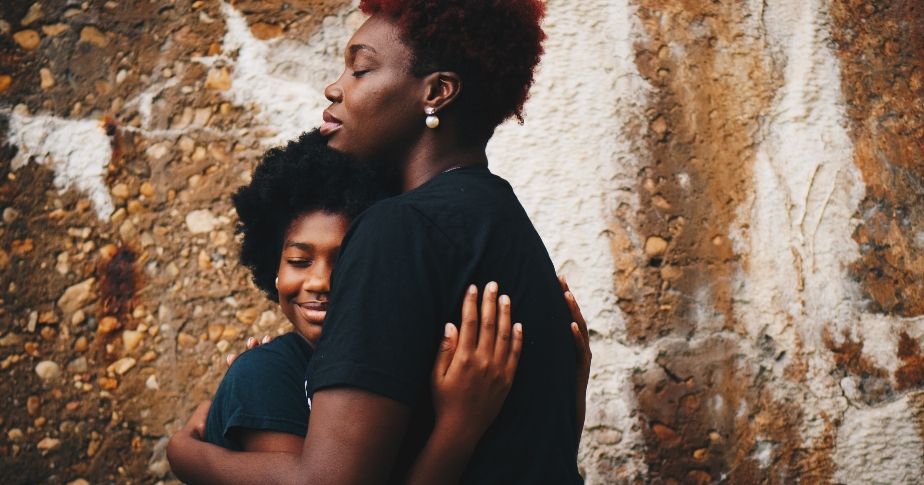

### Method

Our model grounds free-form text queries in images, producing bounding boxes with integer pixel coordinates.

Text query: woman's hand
[166,400,211,481]
[430,282,523,445]
[559,274,591,445]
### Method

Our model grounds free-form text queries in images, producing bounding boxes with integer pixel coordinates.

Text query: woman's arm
[239,430,304,453]
[167,283,521,485]
[167,402,308,485]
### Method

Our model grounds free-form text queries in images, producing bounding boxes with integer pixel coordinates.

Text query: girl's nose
[303,265,331,294]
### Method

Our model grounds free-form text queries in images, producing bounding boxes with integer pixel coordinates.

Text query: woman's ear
[422,71,462,112]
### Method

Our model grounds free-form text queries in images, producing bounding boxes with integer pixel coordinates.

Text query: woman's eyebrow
[349,43,378,57]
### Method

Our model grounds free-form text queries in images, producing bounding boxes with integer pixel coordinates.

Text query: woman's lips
[319,122,342,136]
[320,111,342,137]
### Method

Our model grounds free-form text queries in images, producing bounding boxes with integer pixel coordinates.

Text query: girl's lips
[296,301,327,325]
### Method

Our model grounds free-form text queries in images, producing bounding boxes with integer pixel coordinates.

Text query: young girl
[169,130,590,483]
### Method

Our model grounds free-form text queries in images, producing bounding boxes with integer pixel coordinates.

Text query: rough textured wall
[1,0,922,484]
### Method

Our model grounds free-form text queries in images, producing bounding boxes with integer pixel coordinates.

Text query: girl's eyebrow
[284,242,315,251]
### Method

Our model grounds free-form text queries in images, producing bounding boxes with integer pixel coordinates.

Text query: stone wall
[1,0,921,483]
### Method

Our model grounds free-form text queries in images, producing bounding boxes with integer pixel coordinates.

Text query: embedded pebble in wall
[79,26,108,48]
[13,30,41,50]
[20,3,44,26]
[35,361,61,381]
[3,207,19,223]
[39,68,55,90]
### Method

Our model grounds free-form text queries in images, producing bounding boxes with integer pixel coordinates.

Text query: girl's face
[276,210,350,346]
[321,14,425,163]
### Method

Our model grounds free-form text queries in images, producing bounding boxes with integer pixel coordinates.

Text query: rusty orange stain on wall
[830,0,924,317]
[623,0,800,481]
[97,243,141,322]
[632,336,807,483]
[823,329,895,405]
[895,332,924,391]
[622,0,782,342]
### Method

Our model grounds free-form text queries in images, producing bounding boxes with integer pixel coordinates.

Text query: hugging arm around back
[169,202,465,485]
[167,289,523,485]
[167,389,411,485]
[167,195,588,484]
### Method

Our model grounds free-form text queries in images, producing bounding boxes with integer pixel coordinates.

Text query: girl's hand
[226,335,273,366]
[559,274,591,444]
[430,282,523,445]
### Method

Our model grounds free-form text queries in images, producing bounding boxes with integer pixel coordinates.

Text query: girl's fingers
[493,294,513,364]
[571,321,592,373]
[558,274,570,293]
[433,323,459,380]
[570,322,584,346]
[504,323,524,379]
[458,284,479,351]
[477,282,499,355]
[570,322,587,358]
[564,291,589,342]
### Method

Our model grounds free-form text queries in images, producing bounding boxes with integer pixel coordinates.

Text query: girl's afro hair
[232,130,380,301]
[359,0,546,129]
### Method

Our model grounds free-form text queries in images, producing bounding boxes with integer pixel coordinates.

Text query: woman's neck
[399,140,488,192]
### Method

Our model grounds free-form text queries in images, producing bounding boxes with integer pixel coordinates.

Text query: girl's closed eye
[287,258,313,268]
[352,69,371,78]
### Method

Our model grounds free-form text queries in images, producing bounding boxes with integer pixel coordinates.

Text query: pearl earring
[274,276,278,287]
[425,107,440,129]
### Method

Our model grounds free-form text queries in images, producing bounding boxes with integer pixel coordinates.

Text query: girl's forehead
[285,211,350,241]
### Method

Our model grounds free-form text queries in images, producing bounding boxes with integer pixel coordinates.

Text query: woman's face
[321,14,425,163]
[276,210,350,346]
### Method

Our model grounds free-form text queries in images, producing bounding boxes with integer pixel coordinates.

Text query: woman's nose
[324,79,343,103]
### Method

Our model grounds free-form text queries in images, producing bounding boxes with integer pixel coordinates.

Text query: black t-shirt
[307,164,581,484]
[204,332,314,450]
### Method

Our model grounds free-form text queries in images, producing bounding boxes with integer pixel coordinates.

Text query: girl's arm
[560,275,592,446]
[405,282,522,485]
[167,283,522,485]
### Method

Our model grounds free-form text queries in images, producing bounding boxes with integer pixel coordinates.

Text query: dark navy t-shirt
[307,164,581,484]
[204,332,313,450]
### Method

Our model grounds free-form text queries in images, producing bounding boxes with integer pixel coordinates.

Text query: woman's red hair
[359,0,546,129]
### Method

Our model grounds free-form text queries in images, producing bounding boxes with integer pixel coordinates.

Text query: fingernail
[499,295,510,305]
[514,323,523,333]
[488,281,498,292]
[444,323,453,337]
[246,337,255,346]
[468,284,477,294]
[262,335,271,344]
[226,354,233,365]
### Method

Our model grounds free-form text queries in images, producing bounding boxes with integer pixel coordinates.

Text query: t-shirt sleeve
[210,345,310,444]
[306,200,456,406]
